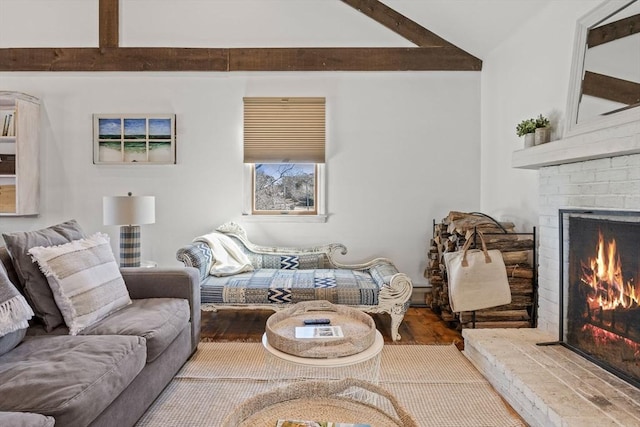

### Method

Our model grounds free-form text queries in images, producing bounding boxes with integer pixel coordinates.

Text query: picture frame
[93,114,176,164]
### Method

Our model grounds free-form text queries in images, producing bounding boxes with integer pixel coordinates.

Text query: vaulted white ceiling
[385,0,554,58]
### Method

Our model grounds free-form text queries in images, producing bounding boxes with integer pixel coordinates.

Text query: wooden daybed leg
[378,273,413,341]
[389,304,407,342]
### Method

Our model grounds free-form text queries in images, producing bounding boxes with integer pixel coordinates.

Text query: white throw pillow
[28,232,131,335]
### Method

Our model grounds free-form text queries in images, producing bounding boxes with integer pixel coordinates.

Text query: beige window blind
[243,97,325,163]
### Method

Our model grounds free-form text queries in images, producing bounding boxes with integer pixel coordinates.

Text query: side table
[261,330,384,386]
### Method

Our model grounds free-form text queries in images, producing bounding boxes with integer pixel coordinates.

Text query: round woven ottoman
[221,378,418,427]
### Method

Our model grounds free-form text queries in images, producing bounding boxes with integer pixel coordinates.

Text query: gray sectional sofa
[0,221,201,427]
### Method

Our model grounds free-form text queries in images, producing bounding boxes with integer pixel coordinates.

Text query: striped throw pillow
[28,232,131,335]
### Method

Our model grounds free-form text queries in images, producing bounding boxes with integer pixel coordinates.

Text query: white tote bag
[443,232,511,313]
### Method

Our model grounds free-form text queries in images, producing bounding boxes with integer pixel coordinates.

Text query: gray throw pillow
[28,232,131,335]
[2,219,85,331]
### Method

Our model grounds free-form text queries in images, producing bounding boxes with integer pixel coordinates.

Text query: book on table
[294,325,344,339]
[276,420,371,427]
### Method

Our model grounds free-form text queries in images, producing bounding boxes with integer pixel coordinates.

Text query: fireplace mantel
[512,113,640,170]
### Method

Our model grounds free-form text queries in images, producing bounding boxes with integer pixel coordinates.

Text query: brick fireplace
[561,210,640,387]
[463,118,640,426]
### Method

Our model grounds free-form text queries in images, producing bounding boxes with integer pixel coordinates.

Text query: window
[243,97,326,221]
[253,163,317,215]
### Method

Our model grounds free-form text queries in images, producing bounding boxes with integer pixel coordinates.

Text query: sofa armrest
[0,412,55,427]
[120,267,201,352]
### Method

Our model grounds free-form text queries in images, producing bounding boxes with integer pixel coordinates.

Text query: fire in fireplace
[562,211,640,387]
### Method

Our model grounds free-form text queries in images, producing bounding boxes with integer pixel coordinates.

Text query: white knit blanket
[194,232,254,277]
[0,266,34,336]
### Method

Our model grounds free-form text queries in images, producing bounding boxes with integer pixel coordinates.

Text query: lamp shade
[103,195,155,226]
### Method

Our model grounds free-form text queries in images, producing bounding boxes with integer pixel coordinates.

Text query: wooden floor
[200,306,464,349]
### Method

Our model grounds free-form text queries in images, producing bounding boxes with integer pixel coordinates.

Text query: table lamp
[103,193,155,267]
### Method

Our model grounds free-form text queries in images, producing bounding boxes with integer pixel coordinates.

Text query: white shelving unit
[0,91,40,216]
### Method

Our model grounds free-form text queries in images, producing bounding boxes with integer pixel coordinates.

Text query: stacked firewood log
[425,211,536,329]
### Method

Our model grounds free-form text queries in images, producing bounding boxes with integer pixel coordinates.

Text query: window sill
[241,214,328,223]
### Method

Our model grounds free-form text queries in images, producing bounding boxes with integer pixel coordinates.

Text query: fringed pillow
[28,232,131,335]
[2,219,86,331]
[0,263,34,355]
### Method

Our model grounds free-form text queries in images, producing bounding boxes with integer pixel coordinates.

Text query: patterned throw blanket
[194,232,254,277]
[0,266,34,336]
[201,268,380,306]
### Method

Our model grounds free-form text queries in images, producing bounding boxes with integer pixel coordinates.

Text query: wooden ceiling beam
[340,0,480,64]
[99,0,119,48]
[340,0,452,47]
[0,48,229,72]
[582,71,640,105]
[0,0,482,72]
[0,47,481,72]
[229,47,480,71]
[587,13,640,48]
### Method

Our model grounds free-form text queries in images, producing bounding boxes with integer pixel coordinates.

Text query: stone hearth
[463,328,640,427]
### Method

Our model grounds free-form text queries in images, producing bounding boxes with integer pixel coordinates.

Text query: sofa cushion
[201,268,379,306]
[28,232,131,335]
[2,219,86,331]
[0,329,27,356]
[0,334,146,427]
[81,298,190,362]
[0,411,55,427]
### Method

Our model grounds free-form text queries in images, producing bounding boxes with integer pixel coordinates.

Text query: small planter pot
[534,127,551,145]
[523,133,535,148]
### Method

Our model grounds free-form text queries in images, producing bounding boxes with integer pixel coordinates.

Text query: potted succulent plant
[534,114,551,145]
[516,118,537,148]
[516,114,551,148]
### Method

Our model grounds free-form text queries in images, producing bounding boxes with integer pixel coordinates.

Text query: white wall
[5,0,625,290]
[0,73,480,283]
[479,0,602,229]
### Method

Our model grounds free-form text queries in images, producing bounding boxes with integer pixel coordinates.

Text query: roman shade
[243,97,325,163]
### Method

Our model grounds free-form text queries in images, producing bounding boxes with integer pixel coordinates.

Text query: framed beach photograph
[93,114,176,164]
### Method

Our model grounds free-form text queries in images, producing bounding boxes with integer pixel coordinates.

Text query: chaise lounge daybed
[176,222,413,341]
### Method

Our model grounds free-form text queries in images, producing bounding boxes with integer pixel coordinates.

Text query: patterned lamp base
[120,225,141,267]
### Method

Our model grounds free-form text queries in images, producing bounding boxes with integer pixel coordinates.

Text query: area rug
[135,343,524,426]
